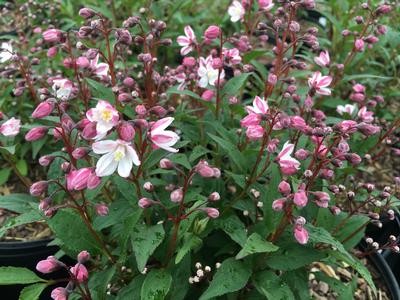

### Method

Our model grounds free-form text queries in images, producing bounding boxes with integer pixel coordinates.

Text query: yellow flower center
[114,150,124,161]
[101,109,113,122]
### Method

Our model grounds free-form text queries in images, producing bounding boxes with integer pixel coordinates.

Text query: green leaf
[0,193,37,213]
[0,210,42,237]
[169,153,191,169]
[86,78,115,102]
[19,283,47,300]
[47,209,101,256]
[131,224,165,272]
[111,176,137,203]
[16,160,28,176]
[169,254,191,300]
[140,269,172,300]
[221,73,251,96]
[217,215,247,246]
[252,270,295,300]
[0,168,11,185]
[0,145,16,155]
[189,145,211,163]
[0,267,45,285]
[199,258,252,300]
[175,233,202,264]
[236,233,278,259]
[88,266,116,300]
[117,275,145,300]
[208,133,246,171]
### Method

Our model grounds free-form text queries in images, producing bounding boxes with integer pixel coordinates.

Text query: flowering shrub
[0,0,399,299]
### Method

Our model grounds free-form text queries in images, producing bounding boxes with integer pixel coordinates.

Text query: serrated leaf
[0,210,42,237]
[221,73,251,96]
[169,153,191,169]
[140,269,172,300]
[189,145,211,163]
[131,224,165,272]
[0,267,45,285]
[0,193,37,213]
[199,258,251,300]
[116,275,145,300]
[236,233,278,259]
[175,233,202,264]
[86,78,115,102]
[252,270,295,300]
[208,133,246,171]
[19,283,47,300]
[217,215,247,246]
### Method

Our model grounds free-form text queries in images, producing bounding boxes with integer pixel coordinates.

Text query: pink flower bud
[39,198,52,211]
[354,39,364,52]
[25,126,48,141]
[87,172,101,190]
[213,168,221,178]
[118,93,132,102]
[208,192,220,202]
[135,104,147,115]
[95,203,109,216]
[39,155,55,166]
[357,123,380,136]
[79,8,96,19]
[268,73,278,85]
[295,149,309,160]
[272,198,286,211]
[53,127,63,140]
[143,182,154,192]
[346,153,362,165]
[118,122,135,141]
[30,181,48,196]
[293,189,308,208]
[51,287,68,300]
[72,147,88,159]
[123,77,135,87]
[77,250,90,263]
[76,56,90,68]
[170,188,183,203]
[32,101,54,119]
[202,207,219,218]
[313,191,330,208]
[81,122,97,140]
[204,25,220,40]
[36,256,60,273]
[278,181,291,195]
[47,46,58,58]
[196,161,215,178]
[160,158,174,169]
[246,125,264,141]
[67,168,92,191]
[138,197,156,208]
[294,224,309,244]
[70,263,88,283]
[183,57,196,67]
[43,29,62,43]
[201,90,214,101]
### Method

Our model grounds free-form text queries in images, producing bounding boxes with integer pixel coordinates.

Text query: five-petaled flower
[150,117,180,153]
[276,141,301,175]
[314,50,330,67]
[93,139,140,178]
[90,54,110,80]
[86,100,119,140]
[177,26,197,56]
[336,104,356,116]
[308,71,332,95]
[52,78,73,100]
[0,117,21,137]
[228,1,245,23]
[197,56,225,88]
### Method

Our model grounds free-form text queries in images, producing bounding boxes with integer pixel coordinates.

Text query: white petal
[126,146,141,166]
[117,156,133,178]
[96,152,118,177]
[92,140,117,154]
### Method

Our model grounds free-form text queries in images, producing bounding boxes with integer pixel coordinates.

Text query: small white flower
[93,139,140,178]
[52,78,73,100]
[336,104,356,115]
[197,56,225,88]
[150,117,180,153]
[0,117,21,136]
[90,54,110,80]
[177,26,197,56]
[86,100,119,140]
[228,1,245,23]
[0,42,13,63]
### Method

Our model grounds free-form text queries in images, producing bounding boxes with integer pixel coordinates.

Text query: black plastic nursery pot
[359,213,400,299]
[0,238,68,300]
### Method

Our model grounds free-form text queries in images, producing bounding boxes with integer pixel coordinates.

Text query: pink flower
[201,89,215,101]
[246,96,269,115]
[177,26,196,56]
[246,125,264,141]
[95,203,109,216]
[293,187,308,208]
[196,160,216,178]
[77,251,90,263]
[314,50,330,67]
[272,198,286,211]
[89,54,109,80]
[175,73,187,91]
[51,78,73,100]
[150,117,180,153]
[201,207,220,218]
[170,188,183,203]
[32,101,54,119]
[357,107,374,123]
[25,127,48,141]
[204,25,221,40]
[43,29,62,43]
[139,198,157,208]
[308,71,332,96]
[258,0,274,11]
[313,191,330,208]
[0,117,21,136]
[93,139,140,177]
[336,104,356,115]
[66,168,92,191]
[353,83,366,93]
[278,181,291,195]
[51,287,68,300]
[336,120,358,133]
[36,256,60,273]
[198,56,225,88]
[228,1,245,23]
[70,263,88,283]
[294,224,309,245]
[223,48,242,65]
[276,142,301,175]
[355,39,365,51]
[86,101,119,140]
[240,113,261,128]
[290,116,308,132]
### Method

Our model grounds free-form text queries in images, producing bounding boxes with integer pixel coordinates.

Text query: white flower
[93,139,140,178]
[314,50,330,68]
[197,56,225,88]
[86,101,119,140]
[0,117,21,136]
[52,78,73,100]
[90,54,109,80]
[150,117,180,153]
[228,1,245,23]
[246,96,269,115]
[336,104,356,115]
[177,26,197,56]
[0,42,13,63]
[308,71,332,96]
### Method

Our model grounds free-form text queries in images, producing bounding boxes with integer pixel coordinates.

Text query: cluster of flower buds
[188,262,212,284]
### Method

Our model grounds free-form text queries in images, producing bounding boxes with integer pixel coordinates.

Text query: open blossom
[336,104,356,115]
[0,117,21,136]
[357,106,374,122]
[314,50,330,67]
[228,1,245,23]
[223,48,242,65]
[308,71,332,95]
[198,56,225,88]
[177,26,196,56]
[93,139,140,178]
[175,72,187,91]
[276,142,301,175]
[86,101,119,139]
[52,78,73,100]
[0,42,13,63]
[258,0,274,11]
[90,54,109,80]
[150,117,180,153]
[246,96,269,115]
